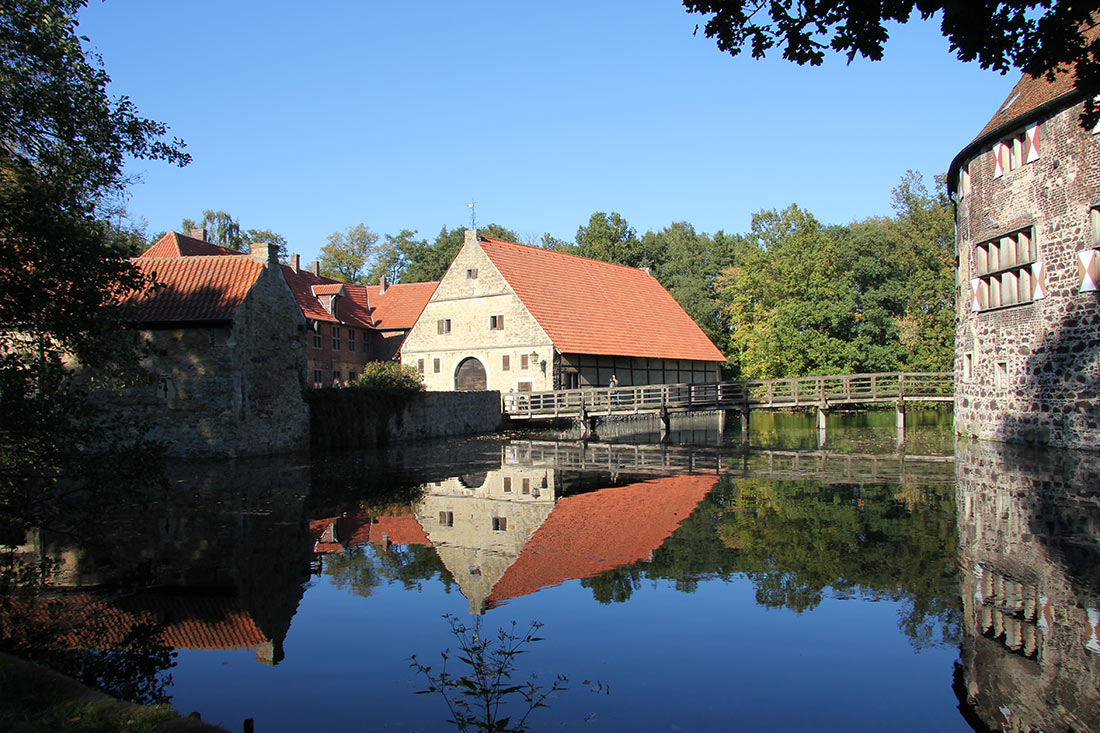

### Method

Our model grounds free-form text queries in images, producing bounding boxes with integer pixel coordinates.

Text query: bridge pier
[896,400,906,446]
[816,405,828,448]
[658,407,671,441]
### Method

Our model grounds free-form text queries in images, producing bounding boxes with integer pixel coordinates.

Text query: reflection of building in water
[1,457,312,666]
[956,441,1100,732]
[0,593,281,665]
[417,465,558,615]
[309,457,717,616]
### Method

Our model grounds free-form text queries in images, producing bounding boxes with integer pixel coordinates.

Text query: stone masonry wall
[955,98,1100,450]
[309,389,502,450]
[401,233,556,392]
[102,262,310,457]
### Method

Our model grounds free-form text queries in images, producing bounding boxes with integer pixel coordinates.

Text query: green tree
[319,223,379,283]
[574,211,656,268]
[718,204,858,378]
[368,229,423,284]
[242,228,288,259]
[181,209,242,249]
[684,1,1100,127]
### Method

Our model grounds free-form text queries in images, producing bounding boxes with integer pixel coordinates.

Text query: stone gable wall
[104,263,309,456]
[401,236,555,391]
[954,98,1100,449]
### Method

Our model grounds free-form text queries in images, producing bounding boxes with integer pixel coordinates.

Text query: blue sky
[78,1,1016,266]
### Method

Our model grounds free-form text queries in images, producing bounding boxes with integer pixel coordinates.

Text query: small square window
[492,516,507,531]
[502,355,510,371]
[466,268,478,279]
[490,315,504,330]
[521,354,529,369]
[433,358,441,373]
[437,319,451,335]
[439,511,454,526]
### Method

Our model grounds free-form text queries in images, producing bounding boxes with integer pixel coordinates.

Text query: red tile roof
[139,231,240,258]
[365,281,439,330]
[119,255,264,323]
[310,509,431,553]
[949,21,1100,190]
[485,474,716,605]
[281,265,374,328]
[478,238,725,362]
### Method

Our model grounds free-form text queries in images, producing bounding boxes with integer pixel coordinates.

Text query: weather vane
[467,199,477,231]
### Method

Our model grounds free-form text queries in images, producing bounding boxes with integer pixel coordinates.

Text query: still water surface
[5,410,1099,731]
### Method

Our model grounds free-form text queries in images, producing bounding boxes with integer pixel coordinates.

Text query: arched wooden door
[454,357,487,391]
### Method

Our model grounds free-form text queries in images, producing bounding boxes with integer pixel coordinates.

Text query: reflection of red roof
[310,510,430,552]
[139,232,240,258]
[120,256,263,323]
[486,474,716,605]
[479,238,725,362]
[365,281,439,330]
[1,595,266,651]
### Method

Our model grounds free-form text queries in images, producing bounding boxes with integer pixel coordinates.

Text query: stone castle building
[401,230,726,392]
[141,231,437,388]
[948,53,1100,449]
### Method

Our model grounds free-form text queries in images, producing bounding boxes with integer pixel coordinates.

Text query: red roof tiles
[281,266,373,328]
[310,509,431,553]
[365,281,439,330]
[139,231,240,258]
[485,474,716,605]
[119,255,264,323]
[478,238,725,362]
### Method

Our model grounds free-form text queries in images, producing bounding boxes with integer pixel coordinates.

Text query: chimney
[291,253,300,272]
[379,274,388,295]
[250,241,279,266]
[310,260,320,276]
[189,227,207,241]
[464,228,480,247]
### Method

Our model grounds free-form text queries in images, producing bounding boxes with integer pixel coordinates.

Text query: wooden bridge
[502,372,953,433]
[504,439,956,486]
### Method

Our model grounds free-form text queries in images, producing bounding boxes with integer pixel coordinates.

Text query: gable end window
[993,122,1039,178]
[437,319,451,334]
[489,315,504,330]
[970,228,1045,311]
[466,268,478,279]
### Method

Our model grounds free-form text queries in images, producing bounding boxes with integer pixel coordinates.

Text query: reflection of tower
[955,441,1100,732]
[416,466,558,614]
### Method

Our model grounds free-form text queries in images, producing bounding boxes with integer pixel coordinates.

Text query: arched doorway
[454,357,487,391]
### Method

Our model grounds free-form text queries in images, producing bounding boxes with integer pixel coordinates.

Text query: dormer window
[993,122,1039,178]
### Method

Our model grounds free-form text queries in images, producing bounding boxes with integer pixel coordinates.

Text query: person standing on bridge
[609,374,619,404]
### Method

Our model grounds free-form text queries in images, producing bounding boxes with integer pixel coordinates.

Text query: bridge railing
[501,372,953,417]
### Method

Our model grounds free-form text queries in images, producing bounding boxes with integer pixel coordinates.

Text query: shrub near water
[349,362,425,394]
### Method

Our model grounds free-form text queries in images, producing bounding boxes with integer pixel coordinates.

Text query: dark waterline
[3,408,1097,732]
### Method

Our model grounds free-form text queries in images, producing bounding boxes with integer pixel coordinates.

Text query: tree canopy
[684,1,1100,126]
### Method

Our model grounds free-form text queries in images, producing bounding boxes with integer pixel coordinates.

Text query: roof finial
[467,199,477,231]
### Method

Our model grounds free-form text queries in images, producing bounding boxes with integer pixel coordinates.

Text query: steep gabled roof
[478,237,725,362]
[139,231,240,258]
[119,255,264,323]
[365,280,439,330]
[484,474,716,606]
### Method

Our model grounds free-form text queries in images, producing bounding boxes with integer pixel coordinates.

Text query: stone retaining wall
[310,389,503,450]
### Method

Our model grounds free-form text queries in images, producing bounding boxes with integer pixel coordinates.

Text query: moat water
[4,409,1099,732]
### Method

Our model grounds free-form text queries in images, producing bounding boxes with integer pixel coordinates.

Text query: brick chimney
[188,227,207,241]
[311,260,320,276]
[464,228,480,247]
[291,253,300,272]
[250,241,279,266]
[379,274,388,295]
